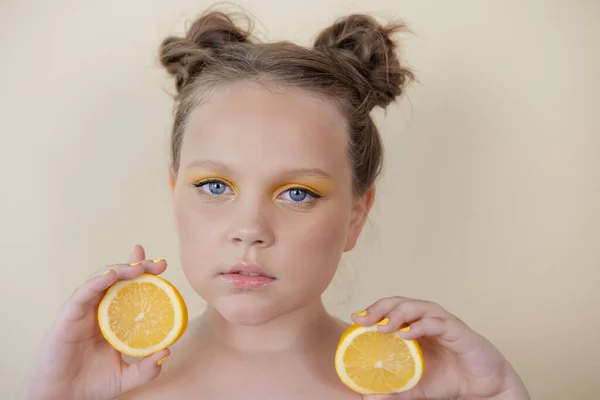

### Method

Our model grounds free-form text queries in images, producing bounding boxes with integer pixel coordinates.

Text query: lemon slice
[97,273,188,357]
[335,323,424,395]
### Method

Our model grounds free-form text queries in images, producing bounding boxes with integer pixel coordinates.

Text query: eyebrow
[184,159,333,180]
[185,159,232,172]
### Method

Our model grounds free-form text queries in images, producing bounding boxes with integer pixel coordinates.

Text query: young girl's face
[170,81,370,325]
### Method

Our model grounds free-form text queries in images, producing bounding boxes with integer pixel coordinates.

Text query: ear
[168,166,178,231]
[343,185,376,252]
[168,166,176,195]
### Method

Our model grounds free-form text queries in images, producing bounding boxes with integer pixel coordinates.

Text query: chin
[213,294,289,326]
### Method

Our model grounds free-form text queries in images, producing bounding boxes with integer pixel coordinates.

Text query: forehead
[180,81,350,177]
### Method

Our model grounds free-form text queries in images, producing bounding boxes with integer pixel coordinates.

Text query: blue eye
[194,180,233,196]
[289,189,307,202]
[280,188,320,203]
[208,182,226,194]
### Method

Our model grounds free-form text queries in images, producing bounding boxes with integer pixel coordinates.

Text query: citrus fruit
[335,321,424,395]
[97,273,188,357]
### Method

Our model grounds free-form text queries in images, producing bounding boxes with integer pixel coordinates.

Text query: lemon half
[335,323,424,395]
[98,273,188,357]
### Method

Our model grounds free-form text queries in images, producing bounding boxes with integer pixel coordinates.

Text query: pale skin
[19,81,530,400]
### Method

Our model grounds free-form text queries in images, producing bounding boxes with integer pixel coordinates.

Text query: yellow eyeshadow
[183,169,334,199]
[272,179,334,199]
[184,171,238,192]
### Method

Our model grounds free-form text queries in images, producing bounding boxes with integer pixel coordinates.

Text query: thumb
[128,244,146,263]
[120,348,170,394]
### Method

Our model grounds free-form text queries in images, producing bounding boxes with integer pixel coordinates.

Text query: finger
[396,317,448,339]
[93,259,168,280]
[351,296,408,326]
[128,244,146,263]
[120,348,170,394]
[60,271,119,321]
[63,260,167,321]
[85,244,147,280]
[396,317,478,356]
[129,258,167,276]
[376,299,448,334]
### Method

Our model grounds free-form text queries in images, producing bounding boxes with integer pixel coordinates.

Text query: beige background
[1,0,599,398]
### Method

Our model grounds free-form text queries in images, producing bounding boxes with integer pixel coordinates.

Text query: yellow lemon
[97,273,188,357]
[335,323,424,395]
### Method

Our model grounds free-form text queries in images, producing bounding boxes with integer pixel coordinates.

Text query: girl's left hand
[352,297,530,400]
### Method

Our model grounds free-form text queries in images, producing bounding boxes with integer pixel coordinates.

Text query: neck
[197,298,344,353]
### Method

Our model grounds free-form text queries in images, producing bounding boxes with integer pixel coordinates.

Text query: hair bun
[159,11,253,94]
[314,14,413,111]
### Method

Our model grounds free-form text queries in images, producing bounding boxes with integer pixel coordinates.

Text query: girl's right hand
[18,245,171,400]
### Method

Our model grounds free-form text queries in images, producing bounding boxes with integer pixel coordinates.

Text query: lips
[236,271,263,277]
[221,262,276,289]
[224,262,275,278]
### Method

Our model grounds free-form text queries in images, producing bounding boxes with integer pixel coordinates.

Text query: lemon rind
[97,273,187,358]
[334,324,424,395]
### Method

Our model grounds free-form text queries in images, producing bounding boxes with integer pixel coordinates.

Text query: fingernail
[157,356,169,366]
[400,326,411,332]
[152,258,164,263]
[129,262,141,266]
[354,310,367,317]
[102,269,114,276]
[377,317,390,326]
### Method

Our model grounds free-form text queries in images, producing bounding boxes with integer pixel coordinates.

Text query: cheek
[174,200,213,245]
[172,197,223,286]
[279,208,350,286]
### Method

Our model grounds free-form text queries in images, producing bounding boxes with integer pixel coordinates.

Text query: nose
[228,203,275,248]
[229,227,273,247]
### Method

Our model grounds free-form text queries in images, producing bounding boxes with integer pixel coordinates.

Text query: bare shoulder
[118,315,356,400]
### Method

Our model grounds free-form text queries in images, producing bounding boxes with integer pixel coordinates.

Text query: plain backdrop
[1,0,599,398]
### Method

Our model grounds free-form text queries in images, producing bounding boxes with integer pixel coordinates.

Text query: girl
[19,9,530,400]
